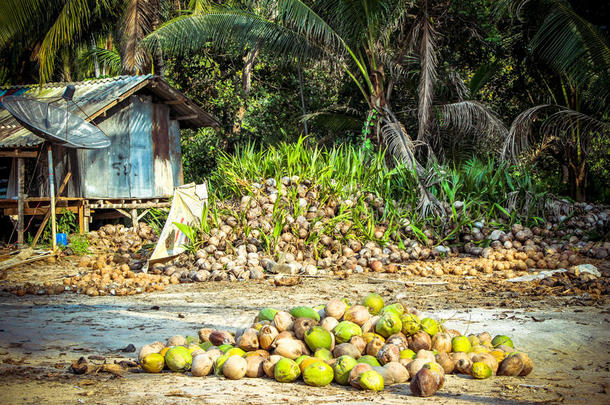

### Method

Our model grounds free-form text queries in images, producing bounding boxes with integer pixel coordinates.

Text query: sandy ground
[0,260,609,404]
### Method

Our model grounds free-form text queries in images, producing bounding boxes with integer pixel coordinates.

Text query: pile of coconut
[136,293,533,397]
[146,176,608,283]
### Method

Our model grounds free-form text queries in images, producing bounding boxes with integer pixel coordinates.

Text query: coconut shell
[272,330,296,347]
[274,339,303,359]
[237,328,259,352]
[515,352,533,376]
[415,349,435,363]
[273,311,295,332]
[410,367,439,397]
[325,299,347,320]
[258,325,279,350]
[377,344,400,365]
[431,333,452,353]
[399,357,413,368]
[320,317,339,332]
[294,317,318,340]
[385,333,408,351]
[222,355,247,380]
[348,363,373,388]
[477,331,492,344]
[435,352,455,374]
[383,361,409,383]
[333,343,361,359]
[361,315,380,334]
[406,358,428,379]
[455,358,473,375]
[167,335,187,347]
[209,331,235,346]
[408,331,432,351]
[263,355,282,378]
[245,355,266,378]
[350,335,366,354]
[138,341,165,363]
[471,352,498,374]
[191,354,213,377]
[344,305,370,326]
[206,348,223,363]
[365,335,385,357]
[498,354,524,376]
[424,362,445,389]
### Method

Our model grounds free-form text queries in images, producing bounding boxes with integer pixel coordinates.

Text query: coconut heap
[137,294,533,396]
[148,177,608,283]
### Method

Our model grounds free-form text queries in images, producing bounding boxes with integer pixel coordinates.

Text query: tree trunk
[568,155,587,202]
[232,47,259,135]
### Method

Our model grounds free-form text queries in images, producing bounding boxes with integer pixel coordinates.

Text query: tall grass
[206,137,547,246]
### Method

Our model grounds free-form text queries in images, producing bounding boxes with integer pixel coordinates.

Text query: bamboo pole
[47,145,57,251]
[17,157,24,247]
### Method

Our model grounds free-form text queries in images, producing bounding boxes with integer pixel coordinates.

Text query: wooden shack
[0,75,218,244]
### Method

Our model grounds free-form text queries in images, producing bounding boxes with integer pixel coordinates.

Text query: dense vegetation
[0,0,608,203]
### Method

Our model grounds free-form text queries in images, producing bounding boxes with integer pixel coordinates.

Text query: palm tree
[0,0,172,83]
[499,0,610,201]
[145,0,506,213]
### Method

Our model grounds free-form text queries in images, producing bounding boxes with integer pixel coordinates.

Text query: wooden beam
[17,158,24,246]
[174,114,199,121]
[0,150,38,158]
[5,206,79,216]
[31,172,71,247]
[165,99,185,105]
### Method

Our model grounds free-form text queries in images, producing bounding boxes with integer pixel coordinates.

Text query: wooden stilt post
[130,208,138,228]
[17,157,24,247]
[48,145,57,251]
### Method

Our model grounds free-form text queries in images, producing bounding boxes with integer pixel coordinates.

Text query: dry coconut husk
[191,354,213,377]
[410,367,439,397]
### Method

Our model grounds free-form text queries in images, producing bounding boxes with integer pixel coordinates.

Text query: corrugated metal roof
[0,75,218,149]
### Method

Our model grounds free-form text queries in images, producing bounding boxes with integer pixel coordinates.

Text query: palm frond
[502,104,610,161]
[301,107,362,132]
[37,0,102,83]
[78,46,122,74]
[439,101,508,144]
[416,17,438,146]
[532,1,610,106]
[145,10,326,62]
[121,0,158,74]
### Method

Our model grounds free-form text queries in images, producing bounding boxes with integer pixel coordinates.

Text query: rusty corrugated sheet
[168,120,183,188]
[0,75,152,148]
[129,96,154,198]
[152,103,174,197]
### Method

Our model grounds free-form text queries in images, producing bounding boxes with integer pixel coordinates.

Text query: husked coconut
[325,299,347,319]
[138,342,165,363]
[191,354,213,377]
[273,311,295,332]
[258,325,279,350]
[237,328,259,351]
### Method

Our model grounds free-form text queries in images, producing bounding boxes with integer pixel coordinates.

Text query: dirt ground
[0,258,609,404]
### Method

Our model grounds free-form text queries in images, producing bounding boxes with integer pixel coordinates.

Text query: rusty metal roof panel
[0,75,153,148]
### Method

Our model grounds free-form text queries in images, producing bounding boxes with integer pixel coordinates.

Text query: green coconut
[333,355,358,385]
[380,303,405,317]
[258,308,279,322]
[314,348,333,361]
[303,361,334,387]
[304,326,333,351]
[400,349,416,360]
[274,358,301,383]
[214,353,230,376]
[357,355,381,367]
[333,321,363,344]
[420,318,439,336]
[400,313,421,336]
[218,344,234,353]
[375,312,402,338]
[358,370,385,391]
[362,293,384,315]
[164,346,193,372]
[452,336,472,353]
[491,335,514,348]
[199,341,213,350]
[290,306,320,322]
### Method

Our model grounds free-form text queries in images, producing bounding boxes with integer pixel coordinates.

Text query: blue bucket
[56,233,68,246]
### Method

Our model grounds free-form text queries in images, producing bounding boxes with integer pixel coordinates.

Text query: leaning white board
[148,183,208,267]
